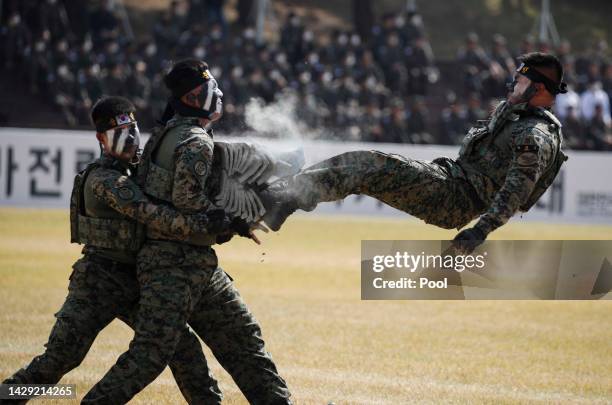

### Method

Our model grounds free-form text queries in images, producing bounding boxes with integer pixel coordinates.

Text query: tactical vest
[70,161,145,252]
[458,104,568,212]
[137,124,176,204]
[138,119,217,246]
[458,101,521,158]
[138,118,220,203]
[517,108,568,212]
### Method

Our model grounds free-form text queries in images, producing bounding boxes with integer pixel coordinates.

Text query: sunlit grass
[0,208,611,404]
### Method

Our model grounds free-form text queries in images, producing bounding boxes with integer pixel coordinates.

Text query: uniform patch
[191,143,205,152]
[516,152,538,167]
[194,160,207,176]
[117,186,135,200]
[515,144,539,153]
[115,113,134,126]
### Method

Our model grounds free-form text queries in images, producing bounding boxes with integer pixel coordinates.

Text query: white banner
[1,127,611,224]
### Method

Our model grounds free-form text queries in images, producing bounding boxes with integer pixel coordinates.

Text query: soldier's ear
[535,82,546,93]
[180,86,201,108]
[95,132,109,151]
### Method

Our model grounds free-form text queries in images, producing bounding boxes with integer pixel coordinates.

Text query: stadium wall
[1,128,611,225]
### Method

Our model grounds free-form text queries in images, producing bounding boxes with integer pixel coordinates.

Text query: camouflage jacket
[74,155,213,263]
[141,116,215,211]
[139,115,221,245]
[456,101,566,234]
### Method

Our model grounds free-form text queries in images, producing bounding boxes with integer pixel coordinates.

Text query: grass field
[0,208,611,404]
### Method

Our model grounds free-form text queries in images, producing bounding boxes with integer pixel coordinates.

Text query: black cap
[164,58,210,98]
[516,52,567,95]
[91,96,137,132]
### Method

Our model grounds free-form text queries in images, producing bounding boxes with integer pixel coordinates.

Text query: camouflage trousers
[83,241,292,405]
[293,150,486,230]
[1,254,221,405]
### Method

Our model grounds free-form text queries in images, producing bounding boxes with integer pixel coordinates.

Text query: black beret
[91,96,137,132]
[164,58,211,98]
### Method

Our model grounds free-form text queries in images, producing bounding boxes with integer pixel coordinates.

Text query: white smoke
[237,89,339,142]
[243,91,308,140]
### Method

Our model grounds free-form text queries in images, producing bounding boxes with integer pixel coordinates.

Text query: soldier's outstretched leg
[189,267,292,405]
[264,151,483,230]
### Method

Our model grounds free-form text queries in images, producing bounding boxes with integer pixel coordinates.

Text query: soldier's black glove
[452,227,486,254]
[230,217,252,238]
[207,209,232,234]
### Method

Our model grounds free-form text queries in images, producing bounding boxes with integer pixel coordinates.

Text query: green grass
[0,208,611,404]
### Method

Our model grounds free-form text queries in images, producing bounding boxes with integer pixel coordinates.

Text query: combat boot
[259,179,302,231]
[0,377,28,404]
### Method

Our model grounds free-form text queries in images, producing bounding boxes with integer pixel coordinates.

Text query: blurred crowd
[1,0,611,150]
[447,32,612,150]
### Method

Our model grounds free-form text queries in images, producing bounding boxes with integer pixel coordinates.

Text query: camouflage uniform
[1,155,222,405]
[84,116,292,404]
[287,101,566,232]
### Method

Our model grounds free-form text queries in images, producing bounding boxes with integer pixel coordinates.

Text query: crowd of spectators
[0,0,437,140]
[1,0,611,150]
[449,32,612,150]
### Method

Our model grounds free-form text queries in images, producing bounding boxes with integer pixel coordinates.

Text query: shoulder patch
[194,160,208,176]
[516,144,539,153]
[516,152,538,167]
[117,186,135,200]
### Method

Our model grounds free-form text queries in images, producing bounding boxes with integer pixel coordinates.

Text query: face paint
[506,76,518,92]
[507,74,537,104]
[105,123,140,158]
[197,71,224,121]
[515,62,567,95]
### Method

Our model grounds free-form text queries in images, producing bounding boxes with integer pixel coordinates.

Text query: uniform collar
[485,101,530,134]
[507,101,529,113]
[99,154,134,173]
[165,114,213,138]
[166,114,204,129]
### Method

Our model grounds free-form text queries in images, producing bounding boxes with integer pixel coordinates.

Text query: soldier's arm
[89,168,213,240]
[171,129,216,212]
[473,126,554,235]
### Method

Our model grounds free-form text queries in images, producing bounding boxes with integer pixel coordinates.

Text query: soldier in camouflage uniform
[264,52,568,253]
[84,60,292,404]
[1,97,226,404]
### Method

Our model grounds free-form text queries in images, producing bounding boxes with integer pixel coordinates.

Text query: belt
[85,253,135,273]
[146,238,215,252]
[146,228,217,247]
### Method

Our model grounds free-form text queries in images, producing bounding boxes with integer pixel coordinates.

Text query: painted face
[196,71,224,122]
[102,122,140,160]
[507,74,532,104]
